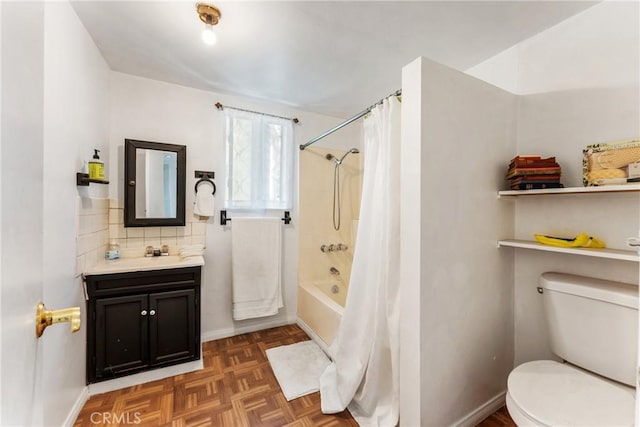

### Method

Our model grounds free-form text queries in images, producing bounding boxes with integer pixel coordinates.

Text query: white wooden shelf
[498,184,640,197]
[498,239,639,262]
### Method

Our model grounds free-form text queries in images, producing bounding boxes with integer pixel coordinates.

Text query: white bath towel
[231,217,283,320]
[194,181,215,217]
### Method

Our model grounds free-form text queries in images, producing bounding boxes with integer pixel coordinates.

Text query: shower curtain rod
[299,89,401,151]
[214,102,300,124]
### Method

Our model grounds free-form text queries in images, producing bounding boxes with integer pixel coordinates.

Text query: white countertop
[83,255,205,276]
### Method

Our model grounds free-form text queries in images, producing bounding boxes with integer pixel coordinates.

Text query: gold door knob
[35,302,81,338]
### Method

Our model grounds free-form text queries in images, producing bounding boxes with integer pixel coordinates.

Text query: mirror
[124,139,186,227]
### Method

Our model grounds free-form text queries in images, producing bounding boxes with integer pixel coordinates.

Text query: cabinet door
[95,294,149,380]
[149,289,197,366]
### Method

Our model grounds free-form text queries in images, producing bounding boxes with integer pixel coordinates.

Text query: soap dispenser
[105,239,120,260]
[88,149,105,180]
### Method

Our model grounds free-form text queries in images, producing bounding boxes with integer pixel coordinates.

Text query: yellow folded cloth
[587,168,627,185]
[534,232,605,248]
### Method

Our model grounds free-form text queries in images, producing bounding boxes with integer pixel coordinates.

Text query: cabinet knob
[149,310,156,316]
[128,180,136,186]
[141,310,147,316]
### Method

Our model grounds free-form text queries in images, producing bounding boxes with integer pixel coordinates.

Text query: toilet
[506,272,638,426]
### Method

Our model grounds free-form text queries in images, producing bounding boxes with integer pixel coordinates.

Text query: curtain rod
[299,89,401,151]
[214,102,299,124]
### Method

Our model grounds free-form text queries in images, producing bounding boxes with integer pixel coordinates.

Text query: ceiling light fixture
[196,3,221,45]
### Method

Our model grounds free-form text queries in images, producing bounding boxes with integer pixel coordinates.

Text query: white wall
[401,57,516,426]
[469,0,640,367]
[42,2,110,425]
[108,72,359,340]
[399,59,424,427]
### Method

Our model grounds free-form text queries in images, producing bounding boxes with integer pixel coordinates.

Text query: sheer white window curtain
[224,109,294,210]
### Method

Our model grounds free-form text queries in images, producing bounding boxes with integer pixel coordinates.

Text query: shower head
[337,148,360,164]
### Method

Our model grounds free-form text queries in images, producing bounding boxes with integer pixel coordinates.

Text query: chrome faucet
[321,243,348,253]
[329,267,340,275]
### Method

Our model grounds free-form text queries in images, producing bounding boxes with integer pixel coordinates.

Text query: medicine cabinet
[124,139,186,227]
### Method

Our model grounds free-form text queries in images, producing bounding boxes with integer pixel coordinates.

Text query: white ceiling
[71,1,597,118]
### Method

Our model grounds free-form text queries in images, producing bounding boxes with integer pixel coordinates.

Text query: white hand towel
[194,181,215,217]
[231,217,283,320]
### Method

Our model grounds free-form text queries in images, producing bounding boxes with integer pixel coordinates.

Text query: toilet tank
[541,272,638,387]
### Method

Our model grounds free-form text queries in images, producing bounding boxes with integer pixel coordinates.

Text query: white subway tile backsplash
[144,237,162,248]
[177,236,192,247]
[125,238,145,248]
[90,234,103,253]
[97,214,109,231]
[160,237,177,248]
[75,254,86,277]
[192,234,206,246]
[95,198,109,212]
[77,234,92,255]
[108,208,123,224]
[120,247,142,258]
[78,216,92,236]
[160,227,177,237]
[94,200,208,260]
[144,227,161,238]
[76,197,111,273]
[126,228,144,239]
[109,225,126,239]
[86,249,101,268]
[177,224,191,236]
[191,222,206,236]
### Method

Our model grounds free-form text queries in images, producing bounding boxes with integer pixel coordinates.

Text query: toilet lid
[508,360,635,427]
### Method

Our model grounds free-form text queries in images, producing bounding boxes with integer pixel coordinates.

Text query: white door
[1,1,46,425]
[629,235,640,426]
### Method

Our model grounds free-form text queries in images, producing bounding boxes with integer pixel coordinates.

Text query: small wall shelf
[77,173,109,186]
[498,239,639,262]
[498,184,640,197]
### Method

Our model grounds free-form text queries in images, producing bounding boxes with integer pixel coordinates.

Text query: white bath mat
[266,340,331,401]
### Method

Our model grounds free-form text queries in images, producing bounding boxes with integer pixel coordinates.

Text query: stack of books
[506,155,563,190]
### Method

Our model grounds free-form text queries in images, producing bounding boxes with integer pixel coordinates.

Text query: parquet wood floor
[74,324,358,427]
[475,406,516,427]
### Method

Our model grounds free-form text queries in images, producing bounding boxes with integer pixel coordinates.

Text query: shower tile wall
[108,199,207,256]
[299,147,363,286]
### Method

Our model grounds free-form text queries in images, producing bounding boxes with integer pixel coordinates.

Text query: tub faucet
[329,267,340,276]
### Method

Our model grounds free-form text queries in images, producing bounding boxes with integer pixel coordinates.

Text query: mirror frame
[124,139,186,227]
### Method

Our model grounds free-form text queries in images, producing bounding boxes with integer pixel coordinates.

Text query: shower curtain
[319,96,401,426]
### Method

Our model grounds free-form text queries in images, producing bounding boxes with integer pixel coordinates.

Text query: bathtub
[297,281,346,353]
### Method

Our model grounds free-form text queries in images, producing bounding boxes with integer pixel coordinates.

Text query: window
[224,109,294,210]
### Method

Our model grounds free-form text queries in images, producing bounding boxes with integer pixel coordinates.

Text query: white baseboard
[453,391,506,427]
[63,386,90,427]
[296,318,331,358]
[201,316,295,343]
[87,359,204,396]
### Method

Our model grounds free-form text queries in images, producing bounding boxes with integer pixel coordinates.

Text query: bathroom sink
[83,255,205,276]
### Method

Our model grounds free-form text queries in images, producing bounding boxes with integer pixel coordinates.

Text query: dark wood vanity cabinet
[85,267,201,384]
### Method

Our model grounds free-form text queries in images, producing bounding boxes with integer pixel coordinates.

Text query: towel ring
[195,178,216,196]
